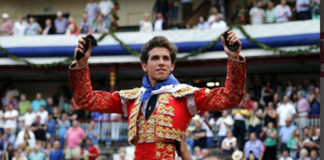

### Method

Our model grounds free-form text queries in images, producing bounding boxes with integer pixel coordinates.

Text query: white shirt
[223,137,237,147]
[215,116,234,136]
[23,112,36,126]
[210,20,227,30]
[275,5,292,23]
[13,21,27,36]
[279,157,293,160]
[249,7,265,25]
[99,0,114,16]
[36,110,48,124]
[207,14,224,24]
[15,130,36,147]
[276,102,296,126]
[154,19,163,31]
[139,20,153,32]
[0,110,4,128]
[4,109,18,129]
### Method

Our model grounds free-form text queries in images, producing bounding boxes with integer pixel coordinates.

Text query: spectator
[243,132,264,160]
[0,13,13,35]
[214,110,233,147]
[275,0,292,23]
[153,13,167,31]
[31,93,46,112]
[15,124,36,148]
[54,11,68,34]
[3,104,18,134]
[185,130,194,155]
[249,0,265,25]
[279,149,293,160]
[181,0,193,22]
[42,18,56,35]
[12,148,27,160]
[232,105,249,150]
[208,7,224,24]
[241,93,255,111]
[36,106,48,125]
[3,128,16,151]
[45,97,54,114]
[79,13,90,34]
[49,141,64,160]
[308,87,320,116]
[248,102,262,137]
[287,128,302,158]
[192,119,207,149]
[46,114,56,142]
[260,81,273,106]
[66,17,79,35]
[25,17,42,35]
[110,113,122,141]
[296,92,310,129]
[298,148,310,160]
[28,143,45,160]
[279,116,296,151]
[90,14,108,33]
[13,15,27,36]
[84,138,99,160]
[22,107,36,127]
[196,16,210,30]
[153,0,169,18]
[265,1,276,23]
[276,95,296,128]
[309,149,319,160]
[0,108,4,134]
[311,0,320,20]
[98,0,114,29]
[296,0,311,20]
[85,120,99,147]
[65,120,86,160]
[4,95,18,109]
[85,0,99,25]
[310,127,320,151]
[210,14,227,30]
[31,116,46,142]
[57,113,70,149]
[221,131,237,155]
[139,13,153,32]
[263,122,278,160]
[168,0,179,26]
[2,143,14,160]
[192,146,203,160]
[262,101,277,127]
[18,94,30,115]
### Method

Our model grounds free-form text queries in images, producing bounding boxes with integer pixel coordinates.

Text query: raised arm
[68,36,123,114]
[195,31,246,111]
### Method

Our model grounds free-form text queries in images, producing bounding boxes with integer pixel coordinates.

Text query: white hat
[2,13,9,19]
[56,11,63,16]
[232,150,244,160]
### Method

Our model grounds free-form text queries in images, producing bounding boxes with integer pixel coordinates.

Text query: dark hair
[140,36,177,64]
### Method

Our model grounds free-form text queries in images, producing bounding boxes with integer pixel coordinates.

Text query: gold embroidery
[120,88,142,99]
[205,88,211,94]
[172,85,198,98]
[159,93,171,104]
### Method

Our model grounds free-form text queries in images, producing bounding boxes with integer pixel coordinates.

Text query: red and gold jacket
[69,58,246,159]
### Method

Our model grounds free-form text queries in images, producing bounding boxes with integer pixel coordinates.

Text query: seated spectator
[49,141,64,160]
[139,13,153,32]
[79,13,90,34]
[66,17,79,35]
[18,94,30,115]
[90,14,108,33]
[29,143,45,160]
[287,128,302,158]
[296,0,311,20]
[208,7,224,24]
[31,93,46,112]
[279,149,293,160]
[311,0,320,20]
[248,102,262,137]
[243,132,264,160]
[192,119,207,149]
[54,11,68,34]
[99,0,114,29]
[25,17,42,35]
[249,0,265,25]
[153,13,167,31]
[3,104,18,134]
[279,117,296,152]
[263,122,277,160]
[13,15,27,36]
[42,18,56,35]
[210,14,227,30]
[298,148,310,160]
[196,16,210,30]
[275,0,292,23]
[221,131,237,155]
[0,13,13,35]
[308,87,320,116]
[265,1,276,23]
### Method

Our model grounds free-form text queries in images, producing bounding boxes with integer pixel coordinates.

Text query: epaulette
[119,88,142,100]
[172,85,198,98]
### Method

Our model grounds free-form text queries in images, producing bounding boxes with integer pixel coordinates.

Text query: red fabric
[88,146,99,160]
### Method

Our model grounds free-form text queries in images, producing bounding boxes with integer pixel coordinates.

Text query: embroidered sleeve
[68,64,123,114]
[194,57,246,111]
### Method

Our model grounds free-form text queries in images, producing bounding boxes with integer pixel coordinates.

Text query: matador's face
[141,47,175,86]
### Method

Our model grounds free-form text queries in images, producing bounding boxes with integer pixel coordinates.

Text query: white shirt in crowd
[36,110,48,124]
[223,137,237,147]
[276,102,296,126]
[4,109,18,129]
[139,20,153,32]
[210,20,227,30]
[13,21,28,36]
[214,116,234,136]
[154,19,163,31]
[275,4,292,23]
[23,112,36,127]
[0,110,4,129]
[249,7,265,25]
[99,0,114,16]
[15,129,36,148]
[207,14,224,24]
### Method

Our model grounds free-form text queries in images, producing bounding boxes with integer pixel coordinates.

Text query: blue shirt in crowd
[31,99,46,112]
[49,149,64,160]
[279,124,296,144]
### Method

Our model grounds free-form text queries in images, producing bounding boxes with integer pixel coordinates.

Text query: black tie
[145,95,158,120]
